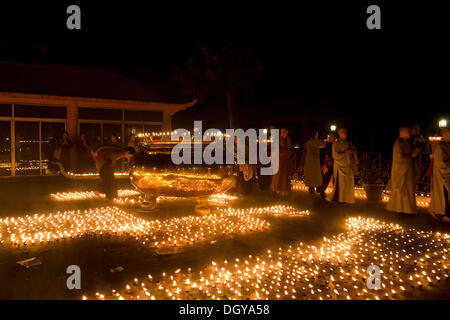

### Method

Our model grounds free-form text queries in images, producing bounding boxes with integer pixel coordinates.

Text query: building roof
[0,61,189,103]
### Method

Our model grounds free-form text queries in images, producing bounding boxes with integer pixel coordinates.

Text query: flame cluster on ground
[50,190,237,207]
[292,180,434,206]
[50,189,140,201]
[85,217,449,300]
[216,205,310,217]
[382,191,431,208]
[291,180,367,199]
[0,207,270,248]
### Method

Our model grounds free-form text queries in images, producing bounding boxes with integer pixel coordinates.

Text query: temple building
[0,61,196,176]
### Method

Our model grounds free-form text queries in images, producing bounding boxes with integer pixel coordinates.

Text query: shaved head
[399,126,411,139]
[338,128,348,140]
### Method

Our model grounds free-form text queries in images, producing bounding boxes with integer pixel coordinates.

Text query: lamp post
[330,124,337,132]
[438,119,447,128]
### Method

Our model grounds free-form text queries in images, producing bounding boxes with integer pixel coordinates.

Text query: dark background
[0,1,449,151]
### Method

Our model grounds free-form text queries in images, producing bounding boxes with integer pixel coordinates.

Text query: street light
[439,119,447,128]
[330,124,337,132]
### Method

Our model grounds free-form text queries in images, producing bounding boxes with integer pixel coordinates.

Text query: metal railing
[291,151,431,192]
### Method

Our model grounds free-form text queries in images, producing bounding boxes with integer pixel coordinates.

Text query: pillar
[67,103,78,172]
[163,111,172,132]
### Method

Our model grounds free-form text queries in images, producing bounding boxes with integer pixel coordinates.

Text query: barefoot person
[329,128,358,204]
[91,146,134,199]
[301,130,326,194]
[387,127,421,214]
[430,128,450,222]
[271,128,293,196]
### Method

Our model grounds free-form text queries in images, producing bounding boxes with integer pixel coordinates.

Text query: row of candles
[50,189,238,206]
[291,180,431,208]
[291,180,368,200]
[0,204,310,248]
[50,189,141,201]
[84,217,450,300]
[0,207,270,247]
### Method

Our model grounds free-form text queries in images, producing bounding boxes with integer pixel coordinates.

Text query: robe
[328,139,358,203]
[303,138,326,187]
[271,136,293,193]
[386,138,417,214]
[430,141,450,215]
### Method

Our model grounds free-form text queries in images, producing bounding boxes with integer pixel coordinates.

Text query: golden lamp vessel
[130,135,237,213]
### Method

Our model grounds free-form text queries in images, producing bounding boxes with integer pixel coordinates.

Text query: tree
[172,41,262,128]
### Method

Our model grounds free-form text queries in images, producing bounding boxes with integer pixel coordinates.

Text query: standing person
[318,133,335,198]
[127,134,137,151]
[329,128,359,204]
[387,127,421,214]
[411,123,430,187]
[271,128,293,196]
[92,135,102,151]
[430,128,450,222]
[59,131,72,171]
[107,133,120,146]
[301,130,327,194]
[126,133,137,170]
[91,146,134,199]
[76,132,91,172]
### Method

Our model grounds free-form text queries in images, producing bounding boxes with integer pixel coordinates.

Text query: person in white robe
[301,131,327,193]
[387,127,420,214]
[328,128,359,204]
[430,128,450,222]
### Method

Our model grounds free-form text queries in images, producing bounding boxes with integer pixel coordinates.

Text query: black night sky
[1,1,449,151]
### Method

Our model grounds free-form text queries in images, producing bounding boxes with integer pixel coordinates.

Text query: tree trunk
[226,87,238,129]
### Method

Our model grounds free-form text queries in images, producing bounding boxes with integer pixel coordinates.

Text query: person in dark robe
[92,135,102,151]
[91,146,134,199]
[76,132,91,172]
[271,128,293,196]
[300,130,327,194]
[411,124,430,188]
[328,128,359,204]
[107,133,120,146]
[318,133,336,198]
[59,131,73,171]
[387,127,421,214]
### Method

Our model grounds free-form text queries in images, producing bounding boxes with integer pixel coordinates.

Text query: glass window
[144,124,163,133]
[79,108,122,121]
[41,122,66,175]
[15,121,40,175]
[14,105,66,119]
[124,110,163,122]
[80,123,102,150]
[103,123,122,146]
[0,121,11,176]
[0,104,12,117]
[125,124,143,147]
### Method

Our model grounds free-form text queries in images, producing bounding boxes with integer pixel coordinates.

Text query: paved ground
[0,177,449,299]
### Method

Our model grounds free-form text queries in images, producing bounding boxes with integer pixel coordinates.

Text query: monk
[387,127,421,214]
[91,146,134,199]
[301,131,327,193]
[271,128,293,196]
[328,128,358,204]
[430,128,450,222]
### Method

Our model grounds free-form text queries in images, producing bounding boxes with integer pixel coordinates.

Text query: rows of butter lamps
[84,217,449,300]
[0,207,275,248]
[0,205,310,248]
